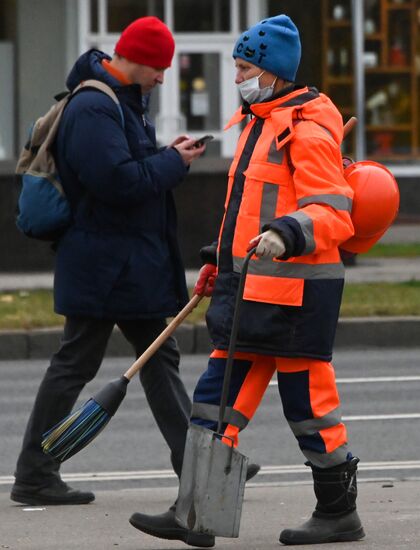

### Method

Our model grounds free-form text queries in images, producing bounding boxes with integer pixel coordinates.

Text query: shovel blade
[175,423,248,538]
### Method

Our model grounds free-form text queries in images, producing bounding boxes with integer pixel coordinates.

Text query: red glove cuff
[194,264,217,296]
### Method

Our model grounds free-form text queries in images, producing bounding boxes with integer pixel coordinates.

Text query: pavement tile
[1,481,420,549]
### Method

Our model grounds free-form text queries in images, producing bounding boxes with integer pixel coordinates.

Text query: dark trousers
[14,317,192,488]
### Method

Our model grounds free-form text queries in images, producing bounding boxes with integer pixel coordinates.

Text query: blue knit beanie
[233,15,301,82]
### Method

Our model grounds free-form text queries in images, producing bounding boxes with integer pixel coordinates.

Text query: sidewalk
[0,223,419,291]
[2,479,420,549]
[0,223,419,359]
[0,254,420,290]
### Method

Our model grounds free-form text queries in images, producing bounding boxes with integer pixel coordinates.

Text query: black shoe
[10,479,95,506]
[129,505,215,548]
[279,509,365,545]
[246,463,260,482]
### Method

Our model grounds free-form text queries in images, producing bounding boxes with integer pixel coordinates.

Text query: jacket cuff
[263,216,306,259]
[199,242,218,265]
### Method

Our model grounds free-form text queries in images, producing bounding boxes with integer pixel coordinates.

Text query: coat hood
[65,49,148,111]
[66,49,125,91]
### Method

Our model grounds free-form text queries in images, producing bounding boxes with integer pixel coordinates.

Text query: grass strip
[189,281,420,321]
[364,242,420,257]
[1,281,420,330]
[341,280,420,317]
[0,290,63,330]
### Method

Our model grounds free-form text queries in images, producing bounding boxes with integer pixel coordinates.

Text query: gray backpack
[16,79,123,241]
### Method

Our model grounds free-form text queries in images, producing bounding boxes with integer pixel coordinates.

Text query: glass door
[78,0,266,156]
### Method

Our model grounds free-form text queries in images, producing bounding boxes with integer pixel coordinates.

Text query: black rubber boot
[280,457,365,545]
[129,503,215,548]
[246,462,260,481]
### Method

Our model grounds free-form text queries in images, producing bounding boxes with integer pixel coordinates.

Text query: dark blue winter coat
[53,50,189,319]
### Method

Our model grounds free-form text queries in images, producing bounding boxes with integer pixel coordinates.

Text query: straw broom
[42,294,202,462]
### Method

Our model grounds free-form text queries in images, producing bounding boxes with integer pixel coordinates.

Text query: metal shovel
[176,248,256,538]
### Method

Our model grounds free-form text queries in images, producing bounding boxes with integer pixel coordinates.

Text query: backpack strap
[16,79,126,177]
[71,79,125,128]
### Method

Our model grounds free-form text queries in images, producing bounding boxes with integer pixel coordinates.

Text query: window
[107,0,164,32]
[90,0,98,32]
[178,52,221,155]
[0,0,16,159]
[179,53,221,130]
[174,0,231,32]
[81,0,253,157]
[363,1,416,159]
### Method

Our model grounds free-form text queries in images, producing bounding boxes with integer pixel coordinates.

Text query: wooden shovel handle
[123,293,203,380]
[343,116,357,138]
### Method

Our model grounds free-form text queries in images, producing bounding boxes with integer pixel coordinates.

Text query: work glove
[248,230,286,259]
[194,264,217,297]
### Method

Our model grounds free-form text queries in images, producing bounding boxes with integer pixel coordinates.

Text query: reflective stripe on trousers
[191,350,349,468]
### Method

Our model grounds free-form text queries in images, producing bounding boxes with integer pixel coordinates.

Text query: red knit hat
[115,16,175,68]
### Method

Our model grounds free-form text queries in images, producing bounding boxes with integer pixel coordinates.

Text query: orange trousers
[191,350,349,468]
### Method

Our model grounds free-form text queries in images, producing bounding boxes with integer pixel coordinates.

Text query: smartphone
[193,134,214,148]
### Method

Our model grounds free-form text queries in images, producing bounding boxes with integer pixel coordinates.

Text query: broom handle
[343,116,357,138]
[123,293,203,380]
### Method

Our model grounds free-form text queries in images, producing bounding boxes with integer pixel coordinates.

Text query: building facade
[1,0,419,270]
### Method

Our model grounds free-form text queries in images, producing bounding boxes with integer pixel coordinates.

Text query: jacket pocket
[243,160,291,185]
[241,161,291,219]
[243,273,304,307]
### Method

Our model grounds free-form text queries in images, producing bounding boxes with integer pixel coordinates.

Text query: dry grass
[0,290,63,330]
[1,280,420,330]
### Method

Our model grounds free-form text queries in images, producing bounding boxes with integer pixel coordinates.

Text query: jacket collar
[225,86,318,129]
[250,86,319,118]
[67,49,146,114]
[102,59,132,85]
[224,85,344,151]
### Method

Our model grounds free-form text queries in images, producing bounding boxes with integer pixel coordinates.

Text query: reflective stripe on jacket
[206,86,354,360]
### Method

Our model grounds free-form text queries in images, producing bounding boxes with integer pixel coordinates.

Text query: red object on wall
[389,42,407,66]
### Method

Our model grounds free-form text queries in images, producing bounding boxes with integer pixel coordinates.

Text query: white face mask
[238,71,277,104]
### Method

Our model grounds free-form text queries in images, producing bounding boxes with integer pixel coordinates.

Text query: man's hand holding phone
[193,134,214,148]
[171,134,213,166]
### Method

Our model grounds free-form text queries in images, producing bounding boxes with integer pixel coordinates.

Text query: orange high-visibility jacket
[206,86,354,360]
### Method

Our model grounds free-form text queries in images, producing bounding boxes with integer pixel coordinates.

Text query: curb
[0,317,419,360]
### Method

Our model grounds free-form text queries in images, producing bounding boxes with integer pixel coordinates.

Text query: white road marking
[269,375,420,386]
[344,413,420,421]
[2,460,420,485]
[337,376,420,383]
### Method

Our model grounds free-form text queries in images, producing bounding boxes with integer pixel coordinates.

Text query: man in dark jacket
[11,16,206,509]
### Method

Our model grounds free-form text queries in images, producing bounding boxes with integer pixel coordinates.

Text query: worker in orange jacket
[130,14,365,547]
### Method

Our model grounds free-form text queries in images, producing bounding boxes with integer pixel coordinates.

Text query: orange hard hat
[340,160,400,254]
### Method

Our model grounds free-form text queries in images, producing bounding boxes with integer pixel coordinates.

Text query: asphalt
[1,225,420,548]
[0,223,419,359]
[2,479,420,549]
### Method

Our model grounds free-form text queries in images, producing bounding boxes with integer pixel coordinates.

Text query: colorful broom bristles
[42,376,128,463]
[42,399,111,462]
